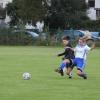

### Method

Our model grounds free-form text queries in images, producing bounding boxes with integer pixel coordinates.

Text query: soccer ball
[22,72,31,80]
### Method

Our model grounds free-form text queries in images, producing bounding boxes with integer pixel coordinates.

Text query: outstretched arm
[90,42,95,50]
[57,51,66,57]
[57,47,74,57]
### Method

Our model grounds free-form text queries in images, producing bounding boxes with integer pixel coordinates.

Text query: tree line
[6,0,90,29]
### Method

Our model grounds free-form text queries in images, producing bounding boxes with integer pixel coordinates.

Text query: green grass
[0,46,100,100]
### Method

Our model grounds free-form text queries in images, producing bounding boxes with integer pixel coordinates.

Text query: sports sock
[59,62,66,70]
[78,73,87,79]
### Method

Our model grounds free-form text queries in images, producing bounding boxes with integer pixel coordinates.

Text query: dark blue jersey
[58,43,75,59]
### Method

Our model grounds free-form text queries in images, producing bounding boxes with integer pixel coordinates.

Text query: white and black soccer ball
[22,72,31,80]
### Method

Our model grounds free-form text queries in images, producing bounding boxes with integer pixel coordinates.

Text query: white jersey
[74,44,91,60]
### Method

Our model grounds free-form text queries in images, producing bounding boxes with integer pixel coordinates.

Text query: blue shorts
[72,58,85,71]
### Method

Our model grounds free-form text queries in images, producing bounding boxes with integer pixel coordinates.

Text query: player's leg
[66,59,74,78]
[77,69,87,79]
[55,59,70,76]
[66,67,73,78]
[55,60,66,76]
[60,59,70,70]
[76,59,87,79]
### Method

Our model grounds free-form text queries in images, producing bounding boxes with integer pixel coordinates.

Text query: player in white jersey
[72,38,95,79]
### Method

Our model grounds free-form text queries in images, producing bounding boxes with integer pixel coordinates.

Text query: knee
[77,70,81,76]
[66,70,70,75]
[66,72,69,75]
[63,59,70,63]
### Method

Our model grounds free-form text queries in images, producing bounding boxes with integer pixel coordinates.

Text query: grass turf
[0,46,100,100]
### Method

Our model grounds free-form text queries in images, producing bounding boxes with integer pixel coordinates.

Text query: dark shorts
[66,59,74,68]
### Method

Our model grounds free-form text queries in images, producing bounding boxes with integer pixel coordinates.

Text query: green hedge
[0,28,100,47]
[0,28,34,45]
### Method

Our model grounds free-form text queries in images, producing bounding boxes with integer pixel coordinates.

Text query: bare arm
[90,42,96,50]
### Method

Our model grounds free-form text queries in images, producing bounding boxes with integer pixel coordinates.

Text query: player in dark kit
[55,36,75,78]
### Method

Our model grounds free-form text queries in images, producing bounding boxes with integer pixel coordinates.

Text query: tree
[0,7,6,19]
[44,0,88,29]
[6,0,88,29]
[6,2,18,25]
[6,0,46,25]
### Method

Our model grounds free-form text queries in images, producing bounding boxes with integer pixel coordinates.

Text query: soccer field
[0,46,100,100]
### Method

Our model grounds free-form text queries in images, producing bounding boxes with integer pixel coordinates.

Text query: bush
[0,27,99,47]
[79,20,100,31]
[0,28,34,45]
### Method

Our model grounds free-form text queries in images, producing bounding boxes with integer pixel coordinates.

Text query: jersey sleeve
[85,45,91,51]
[58,51,65,56]
[58,47,69,56]
[74,46,77,52]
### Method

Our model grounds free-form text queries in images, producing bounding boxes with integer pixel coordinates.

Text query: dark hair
[62,36,70,40]
[67,42,72,47]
